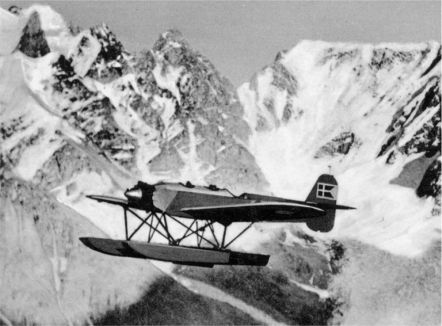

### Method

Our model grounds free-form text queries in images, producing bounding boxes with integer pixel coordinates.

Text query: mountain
[0,5,268,324]
[0,4,440,325]
[237,40,441,324]
[239,40,440,255]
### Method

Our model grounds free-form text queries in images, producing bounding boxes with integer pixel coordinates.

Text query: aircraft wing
[180,202,326,223]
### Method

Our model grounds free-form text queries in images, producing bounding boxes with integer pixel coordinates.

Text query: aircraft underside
[80,206,270,267]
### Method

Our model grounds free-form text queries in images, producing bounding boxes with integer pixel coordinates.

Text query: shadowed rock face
[417,158,441,215]
[17,11,50,58]
[132,29,267,192]
[2,11,270,193]
[176,263,338,325]
[383,78,441,162]
[417,158,441,198]
[93,276,261,325]
[315,132,358,158]
[86,23,132,82]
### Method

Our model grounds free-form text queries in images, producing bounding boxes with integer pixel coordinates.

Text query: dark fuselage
[125,182,325,224]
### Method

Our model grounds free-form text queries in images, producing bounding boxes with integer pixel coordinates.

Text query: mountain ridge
[0,4,440,325]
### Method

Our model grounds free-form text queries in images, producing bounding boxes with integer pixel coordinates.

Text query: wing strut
[93,199,257,251]
[128,212,152,240]
[166,214,218,247]
[223,222,254,249]
[123,208,128,240]
[221,225,228,248]
[148,217,162,242]
[84,196,269,267]
[124,208,170,242]
[209,223,220,247]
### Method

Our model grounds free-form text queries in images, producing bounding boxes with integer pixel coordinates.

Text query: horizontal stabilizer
[314,203,356,210]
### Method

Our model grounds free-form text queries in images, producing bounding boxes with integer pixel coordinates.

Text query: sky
[1,1,441,86]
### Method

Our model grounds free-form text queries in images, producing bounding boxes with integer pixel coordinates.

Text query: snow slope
[0,7,23,55]
[239,40,440,256]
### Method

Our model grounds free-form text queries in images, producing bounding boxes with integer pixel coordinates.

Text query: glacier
[239,40,440,256]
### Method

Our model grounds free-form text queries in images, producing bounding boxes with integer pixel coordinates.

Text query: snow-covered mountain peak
[86,23,132,81]
[1,10,267,193]
[128,29,264,190]
[153,29,189,52]
[19,4,71,55]
[21,4,68,33]
[282,39,439,67]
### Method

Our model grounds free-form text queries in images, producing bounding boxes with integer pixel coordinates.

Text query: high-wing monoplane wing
[181,202,326,223]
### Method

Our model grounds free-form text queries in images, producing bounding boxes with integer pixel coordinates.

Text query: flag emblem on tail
[316,183,337,200]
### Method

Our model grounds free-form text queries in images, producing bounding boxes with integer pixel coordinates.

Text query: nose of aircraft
[124,188,143,200]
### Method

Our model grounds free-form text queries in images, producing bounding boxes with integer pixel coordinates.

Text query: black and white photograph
[0,0,440,325]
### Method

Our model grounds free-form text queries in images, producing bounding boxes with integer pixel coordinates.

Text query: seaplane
[80,174,354,267]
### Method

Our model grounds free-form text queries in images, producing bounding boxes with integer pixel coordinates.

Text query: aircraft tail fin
[305,174,338,232]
